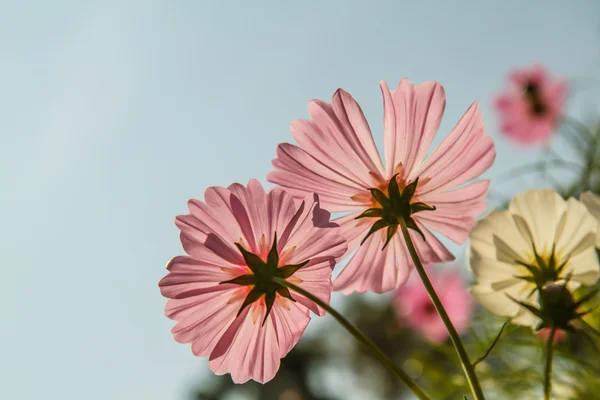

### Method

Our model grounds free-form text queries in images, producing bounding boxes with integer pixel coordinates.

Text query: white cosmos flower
[580,191,600,248]
[468,189,600,328]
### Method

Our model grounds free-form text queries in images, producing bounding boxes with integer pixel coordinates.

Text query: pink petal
[160,255,249,357]
[412,220,455,264]
[268,143,368,212]
[268,89,388,211]
[209,300,310,384]
[329,89,385,178]
[334,232,411,294]
[175,197,244,265]
[380,79,446,176]
[333,211,372,257]
[414,101,495,194]
[282,193,347,264]
[415,180,490,244]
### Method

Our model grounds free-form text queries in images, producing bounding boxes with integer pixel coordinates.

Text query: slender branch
[398,218,486,400]
[272,277,431,400]
[544,327,556,400]
[473,321,509,368]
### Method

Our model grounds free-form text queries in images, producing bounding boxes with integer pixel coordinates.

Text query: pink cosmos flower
[268,79,495,294]
[495,65,567,145]
[159,180,346,383]
[394,267,474,344]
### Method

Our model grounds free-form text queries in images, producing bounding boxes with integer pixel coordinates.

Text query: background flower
[159,180,346,383]
[580,191,600,248]
[495,65,567,145]
[469,189,600,328]
[269,79,495,294]
[394,267,474,344]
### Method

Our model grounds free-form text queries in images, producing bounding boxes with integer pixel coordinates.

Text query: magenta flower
[394,267,474,344]
[159,180,346,383]
[268,79,495,294]
[495,65,567,145]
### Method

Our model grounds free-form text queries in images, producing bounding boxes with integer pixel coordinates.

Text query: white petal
[469,210,531,264]
[508,189,566,256]
[580,191,600,248]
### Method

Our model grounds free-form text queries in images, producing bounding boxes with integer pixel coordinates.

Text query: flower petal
[380,79,446,177]
[333,232,411,294]
[580,191,600,248]
[268,143,369,212]
[209,300,309,384]
[414,101,495,194]
[415,180,490,244]
[508,189,566,256]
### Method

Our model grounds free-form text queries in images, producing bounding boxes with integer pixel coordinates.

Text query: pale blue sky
[2,1,599,399]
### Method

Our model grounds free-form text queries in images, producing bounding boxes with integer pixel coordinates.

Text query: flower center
[515,244,567,289]
[220,234,309,325]
[523,81,547,117]
[355,174,436,249]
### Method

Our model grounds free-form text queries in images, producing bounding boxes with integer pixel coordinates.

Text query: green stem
[398,218,485,400]
[544,327,556,400]
[272,277,431,400]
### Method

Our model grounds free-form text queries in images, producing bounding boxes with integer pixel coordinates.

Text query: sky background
[2,1,600,399]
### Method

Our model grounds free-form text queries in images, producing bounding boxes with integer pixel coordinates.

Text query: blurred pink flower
[268,79,495,294]
[394,268,474,344]
[495,65,567,145]
[159,180,346,383]
[536,327,566,344]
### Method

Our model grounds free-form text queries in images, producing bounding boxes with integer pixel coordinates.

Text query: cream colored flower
[468,189,600,328]
[579,191,600,248]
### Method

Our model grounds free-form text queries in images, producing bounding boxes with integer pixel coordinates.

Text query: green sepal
[267,234,279,268]
[235,243,265,273]
[360,219,388,245]
[382,225,398,250]
[237,286,264,317]
[405,217,425,241]
[220,274,256,286]
[354,207,384,220]
[401,177,419,202]
[387,174,401,204]
[278,260,309,279]
[369,188,391,208]
[410,202,436,214]
[276,286,296,302]
[262,291,277,326]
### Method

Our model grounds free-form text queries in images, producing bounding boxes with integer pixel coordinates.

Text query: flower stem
[398,218,485,400]
[544,327,556,400]
[273,277,431,400]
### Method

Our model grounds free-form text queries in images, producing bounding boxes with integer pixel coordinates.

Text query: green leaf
[354,207,383,220]
[382,225,398,250]
[360,219,388,245]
